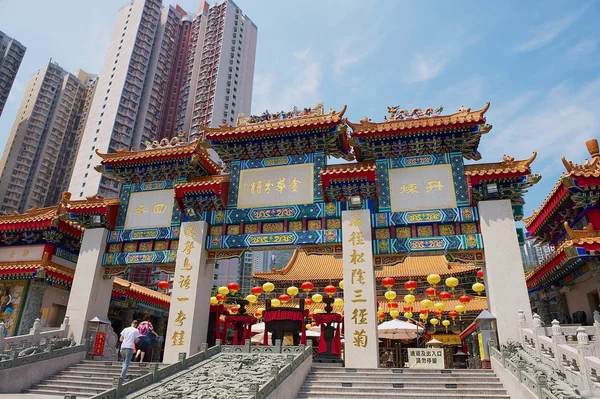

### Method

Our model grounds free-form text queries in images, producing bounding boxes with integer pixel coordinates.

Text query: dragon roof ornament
[386,105,444,121]
[236,102,324,126]
[561,139,600,176]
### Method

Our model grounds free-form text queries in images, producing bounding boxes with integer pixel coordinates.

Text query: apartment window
[96,129,100,133]
[82,182,86,187]
[89,155,93,160]
[84,173,88,178]
[102,105,106,109]
[79,192,83,197]
[94,137,97,142]
[232,102,236,108]
[98,121,102,125]
[87,164,90,169]
[100,113,104,117]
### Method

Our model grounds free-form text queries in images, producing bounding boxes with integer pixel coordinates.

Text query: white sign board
[389,164,456,212]
[163,221,213,364]
[342,209,379,368]
[407,348,445,369]
[237,163,314,209]
[124,189,175,230]
[0,245,44,262]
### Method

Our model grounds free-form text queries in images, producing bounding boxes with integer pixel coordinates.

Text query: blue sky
[0,0,599,217]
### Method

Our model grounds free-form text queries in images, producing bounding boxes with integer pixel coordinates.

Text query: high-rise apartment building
[520,241,554,271]
[0,62,96,214]
[0,31,26,117]
[69,0,257,199]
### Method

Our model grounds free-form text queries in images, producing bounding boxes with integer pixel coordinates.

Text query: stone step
[58,369,147,378]
[299,386,507,395]
[50,374,117,383]
[44,378,114,389]
[22,389,94,398]
[69,363,154,370]
[306,372,500,380]
[29,383,106,395]
[302,380,505,388]
[297,394,510,399]
[309,367,494,374]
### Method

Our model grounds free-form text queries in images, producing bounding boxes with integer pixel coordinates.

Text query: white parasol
[377,319,419,340]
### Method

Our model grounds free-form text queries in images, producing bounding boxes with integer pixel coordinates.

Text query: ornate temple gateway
[0,102,538,369]
[525,139,600,325]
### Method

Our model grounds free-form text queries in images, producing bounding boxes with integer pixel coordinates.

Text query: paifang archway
[65,102,539,365]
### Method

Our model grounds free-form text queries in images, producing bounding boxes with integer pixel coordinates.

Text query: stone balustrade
[492,310,600,398]
[0,316,70,353]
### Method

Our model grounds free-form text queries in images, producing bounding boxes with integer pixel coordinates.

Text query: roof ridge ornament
[236,102,325,126]
[385,105,443,121]
[561,139,600,173]
[564,221,600,240]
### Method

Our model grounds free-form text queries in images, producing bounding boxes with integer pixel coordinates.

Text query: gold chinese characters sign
[124,189,175,230]
[389,164,457,212]
[0,245,44,262]
[237,163,314,209]
[163,221,212,364]
[342,209,379,368]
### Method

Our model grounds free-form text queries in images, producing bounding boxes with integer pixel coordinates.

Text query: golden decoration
[139,241,153,251]
[227,225,240,235]
[289,221,303,232]
[308,220,322,231]
[439,225,455,236]
[375,228,390,240]
[564,222,600,240]
[123,242,137,253]
[327,219,341,229]
[263,222,284,233]
[417,226,433,237]
[210,226,222,236]
[461,223,477,235]
[109,244,122,253]
[396,227,411,238]
[170,240,179,250]
[244,224,258,234]
[154,241,168,251]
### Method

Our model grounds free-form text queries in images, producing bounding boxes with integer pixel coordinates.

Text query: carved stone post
[17,284,45,335]
[535,293,552,326]
[0,322,4,351]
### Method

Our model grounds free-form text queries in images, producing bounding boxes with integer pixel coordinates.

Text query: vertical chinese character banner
[163,221,213,364]
[342,209,379,368]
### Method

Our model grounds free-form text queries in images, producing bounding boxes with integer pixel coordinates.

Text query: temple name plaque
[237,163,314,209]
[389,164,456,212]
[124,189,175,230]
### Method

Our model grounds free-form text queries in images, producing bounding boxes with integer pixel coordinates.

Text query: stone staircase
[22,360,163,398]
[297,365,511,399]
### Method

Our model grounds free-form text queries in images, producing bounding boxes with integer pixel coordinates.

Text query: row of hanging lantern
[379,272,486,332]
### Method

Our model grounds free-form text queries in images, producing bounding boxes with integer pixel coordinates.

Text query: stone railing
[0,316,70,353]
[491,310,600,398]
[92,340,313,399]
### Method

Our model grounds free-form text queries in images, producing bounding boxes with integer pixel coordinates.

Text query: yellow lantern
[420,299,432,310]
[245,294,257,304]
[312,293,323,303]
[306,323,312,330]
[390,309,400,319]
[404,311,413,320]
[257,307,265,316]
[430,318,439,326]
[455,304,465,318]
[334,298,344,307]
[217,286,229,295]
[384,290,397,301]
[263,282,275,293]
[427,274,441,286]
[339,280,344,290]
[419,313,428,321]
[404,294,415,304]
[314,309,325,314]
[210,296,218,305]
[442,319,451,332]
[445,276,459,291]
[287,286,299,298]
[271,298,281,307]
[434,302,445,312]
[472,282,485,295]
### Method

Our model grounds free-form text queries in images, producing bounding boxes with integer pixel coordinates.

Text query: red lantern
[324,285,337,297]
[449,311,459,319]
[227,282,240,294]
[304,298,313,306]
[378,312,386,320]
[439,291,452,301]
[388,302,399,309]
[434,310,442,317]
[459,295,471,304]
[157,281,170,291]
[425,287,438,298]
[477,269,484,279]
[251,286,264,296]
[403,306,413,312]
[382,277,395,289]
[215,293,226,302]
[301,281,314,292]
[279,294,291,303]
[420,309,429,315]
[230,306,239,314]
[308,312,315,319]
[404,280,417,293]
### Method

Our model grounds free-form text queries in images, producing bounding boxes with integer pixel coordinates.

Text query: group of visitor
[119,315,159,379]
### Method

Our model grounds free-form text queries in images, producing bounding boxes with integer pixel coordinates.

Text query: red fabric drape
[318,324,327,353]
[332,323,341,354]
[314,313,343,354]
[263,309,304,322]
[264,327,269,345]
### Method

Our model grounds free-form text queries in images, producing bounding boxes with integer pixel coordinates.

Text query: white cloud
[251,48,322,114]
[404,53,448,83]
[5,80,25,106]
[513,6,587,53]
[482,77,600,167]
[567,39,597,57]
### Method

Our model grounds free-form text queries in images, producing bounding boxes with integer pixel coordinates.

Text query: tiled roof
[174,175,229,189]
[204,106,347,138]
[0,206,59,225]
[113,277,170,304]
[253,250,478,282]
[66,195,120,210]
[0,261,74,279]
[320,162,376,176]
[346,102,489,136]
[464,152,536,177]
[523,178,567,229]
